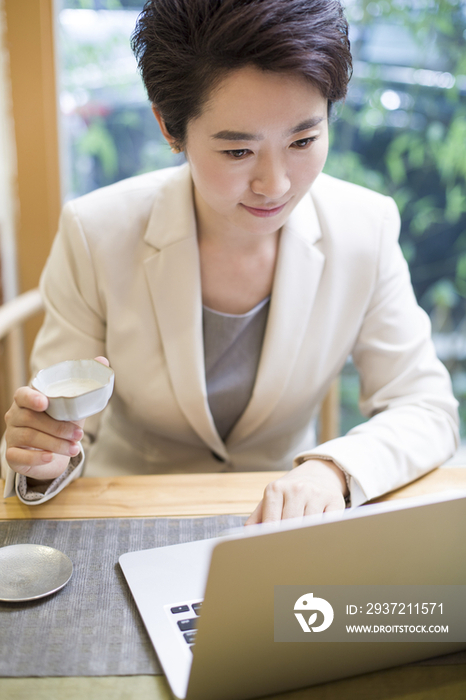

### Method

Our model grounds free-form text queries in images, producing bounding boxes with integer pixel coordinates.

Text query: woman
[2,0,458,518]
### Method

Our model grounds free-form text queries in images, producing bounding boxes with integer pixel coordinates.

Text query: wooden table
[2,465,466,520]
[1,467,466,700]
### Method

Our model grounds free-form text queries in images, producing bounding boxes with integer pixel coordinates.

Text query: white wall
[0,0,19,302]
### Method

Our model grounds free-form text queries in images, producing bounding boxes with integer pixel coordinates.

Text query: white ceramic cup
[31,359,114,421]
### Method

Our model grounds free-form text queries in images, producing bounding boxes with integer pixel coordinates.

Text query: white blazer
[2,163,459,505]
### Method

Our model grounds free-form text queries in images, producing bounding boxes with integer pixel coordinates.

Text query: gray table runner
[0,516,246,677]
[1,517,464,677]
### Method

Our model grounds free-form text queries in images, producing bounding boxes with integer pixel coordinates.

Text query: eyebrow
[210,117,326,142]
[289,117,326,135]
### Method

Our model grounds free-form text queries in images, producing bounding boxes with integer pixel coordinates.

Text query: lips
[240,202,288,218]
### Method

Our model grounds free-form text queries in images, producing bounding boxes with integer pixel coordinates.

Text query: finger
[94,356,110,367]
[323,495,346,513]
[8,425,82,458]
[6,446,53,470]
[9,407,84,442]
[279,480,310,520]
[13,386,48,413]
[281,495,308,520]
[260,483,285,523]
[5,448,72,479]
[8,387,84,442]
[245,500,263,526]
[303,495,332,516]
[303,493,345,516]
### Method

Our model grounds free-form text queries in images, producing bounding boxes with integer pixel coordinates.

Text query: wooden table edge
[1,466,466,520]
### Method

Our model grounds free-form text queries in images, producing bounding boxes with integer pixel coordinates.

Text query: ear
[151,105,181,152]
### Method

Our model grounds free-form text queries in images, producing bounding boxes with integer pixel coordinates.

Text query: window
[57,0,182,201]
[325,0,466,436]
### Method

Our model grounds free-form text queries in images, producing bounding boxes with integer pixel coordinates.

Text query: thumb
[94,356,110,367]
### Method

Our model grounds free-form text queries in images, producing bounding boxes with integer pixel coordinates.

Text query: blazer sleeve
[294,196,459,505]
[1,202,107,503]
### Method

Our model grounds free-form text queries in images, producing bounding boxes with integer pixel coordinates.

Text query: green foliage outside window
[323,0,466,437]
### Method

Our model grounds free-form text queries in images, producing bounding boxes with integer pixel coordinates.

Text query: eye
[223,149,251,159]
[291,137,317,149]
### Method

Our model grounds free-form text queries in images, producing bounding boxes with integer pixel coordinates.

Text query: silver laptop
[119,490,466,700]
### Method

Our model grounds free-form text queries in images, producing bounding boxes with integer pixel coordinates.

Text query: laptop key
[178,618,197,632]
[192,603,202,615]
[170,605,190,614]
[183,630,197,644]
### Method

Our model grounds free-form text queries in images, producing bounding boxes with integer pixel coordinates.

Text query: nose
[250,153,291,201]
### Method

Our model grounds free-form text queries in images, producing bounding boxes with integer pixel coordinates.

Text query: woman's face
[183,66,329,241]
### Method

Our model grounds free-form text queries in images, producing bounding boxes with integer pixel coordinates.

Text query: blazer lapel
[142,166,324,456]
[143,165,227,458]
[227,192,325,446]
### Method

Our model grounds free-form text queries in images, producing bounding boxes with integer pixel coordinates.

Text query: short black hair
[132,0,352,149]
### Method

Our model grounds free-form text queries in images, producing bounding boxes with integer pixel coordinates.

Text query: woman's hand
[245,459,348,525]
[4,356,109,481]
[5,387,84,480]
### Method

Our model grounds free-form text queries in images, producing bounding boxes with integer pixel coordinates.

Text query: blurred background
[0,0,465,444]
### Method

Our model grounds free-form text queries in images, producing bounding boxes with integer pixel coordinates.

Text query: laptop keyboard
[165,599,203,651]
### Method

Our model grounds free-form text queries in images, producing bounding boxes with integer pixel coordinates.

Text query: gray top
[203,297,270,440]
